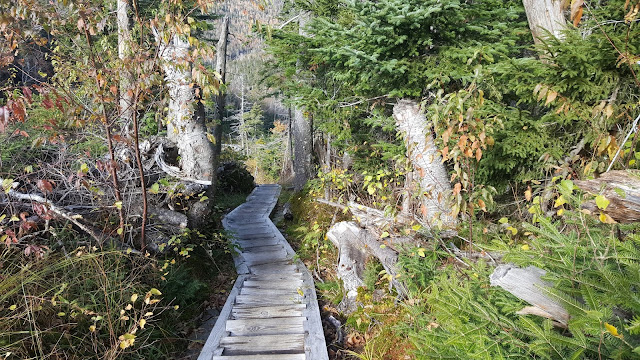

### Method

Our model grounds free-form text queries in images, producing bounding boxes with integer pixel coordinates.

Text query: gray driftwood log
[327,221,406,313]
[490,264,569,328]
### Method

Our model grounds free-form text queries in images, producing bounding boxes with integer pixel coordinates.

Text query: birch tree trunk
[522,0,566,44]
[117,0,134,132]
[213,16,229,158]
[393,99,457,229]
[155,31,215,181]
[293,12,313,191]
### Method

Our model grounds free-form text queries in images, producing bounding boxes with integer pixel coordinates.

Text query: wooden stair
[198,185,328,360]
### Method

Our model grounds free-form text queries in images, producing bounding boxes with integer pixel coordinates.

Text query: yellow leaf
[498,217,508,224]
[595,195,610,210]
[507,226,518,235]
[9,305,17,311]
[604,322,621,337]
[417,248,426,257]
[114,201,123,210]
[131,294,138,303]
[557,208,565,216]
[554,195,566,208]
[139,319,146,329]
[599,212,617,224]
[524,187,532,201]
[521,244,530,251]
[380,231,390,238]
[89,325,96,332]
[148,288,162,296]
[297,288,304,296]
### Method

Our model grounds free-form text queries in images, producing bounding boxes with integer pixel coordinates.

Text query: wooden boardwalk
[198,184,329,360]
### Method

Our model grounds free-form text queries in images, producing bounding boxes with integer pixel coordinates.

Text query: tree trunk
[155,31,215,182]
[281,107,294,180]
[293,107,312,191]
[293,12,313,191]
[522,0,566,44]
[117,0,134,132]
[393,99,457,229]
[327,221,404,313]
[213,16,229,159]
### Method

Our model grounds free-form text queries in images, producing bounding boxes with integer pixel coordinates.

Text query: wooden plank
[197,275,247,360]
[241,244,285,253]
[226,317,305,336]
[249,263,298,274]
[235,241,283,250]
[234,294,303,306]
[219,334,304,355]
[212,355,304,360]
[231,304,306,318]
[242,251,291,265]
[243,280,304,289]
[239,287,302,297]
[246,273,303,281]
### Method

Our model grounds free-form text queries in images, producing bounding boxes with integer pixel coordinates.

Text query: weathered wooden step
[243,280,304,289]
[245,273,303,281]
[235,239,282,248]
[240,244,285,253]
[234,293,303,306]
[212,354,305,360]
[242,251,291,265]
[231,304,306,318]
[219,333,304,354]
[239,287,301,297]
[249,262,298,274]
[225,317,305,336]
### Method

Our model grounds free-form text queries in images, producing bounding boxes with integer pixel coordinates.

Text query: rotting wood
[490,264,569,328]
[574,170,640,223]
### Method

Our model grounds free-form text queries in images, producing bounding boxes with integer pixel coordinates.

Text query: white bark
[293,12,313,191]
[393,99,457,229]
[155,30,215,181]
[327,221,403,313]
[117,0,134,130]
[522,0,566,44]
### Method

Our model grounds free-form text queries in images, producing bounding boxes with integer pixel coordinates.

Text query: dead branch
[1,179,103,244]
[490,264,569,328]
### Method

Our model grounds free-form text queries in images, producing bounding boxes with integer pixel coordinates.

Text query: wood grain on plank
[225,317,305,336]
[231,304,306,318]
[219,333,304,352]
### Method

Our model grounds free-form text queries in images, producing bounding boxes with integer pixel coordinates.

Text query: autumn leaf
[604,322,622,338]
[595,195,610,210]
[37,179,53,194]
[571,0,584,27]
[524,186,532,201]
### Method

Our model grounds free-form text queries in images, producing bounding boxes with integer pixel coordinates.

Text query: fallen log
[327,221,407,313]
[490,264,569,328]
[574,170,640,223]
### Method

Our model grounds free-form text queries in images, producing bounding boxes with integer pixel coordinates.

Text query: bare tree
[117,0,134,132]
[522,0,566,44]
[393,99,457,229]
[293,11,313,191]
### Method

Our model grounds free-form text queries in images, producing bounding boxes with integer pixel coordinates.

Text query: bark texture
[293,107,312,191]
[393,99,456,229]
[575,170,640,223]
[293,12,313,191]
[155,31,215,182]
[213,16,229,158]
[490,264,569,327]
[522,0,566,44]
[117,0,134,131]
[327,221,403,313]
